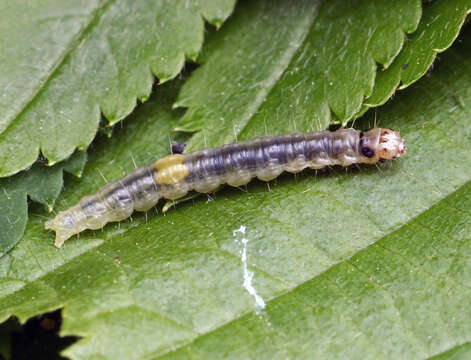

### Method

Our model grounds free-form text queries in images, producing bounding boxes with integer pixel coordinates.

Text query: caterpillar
[46,128,406,248]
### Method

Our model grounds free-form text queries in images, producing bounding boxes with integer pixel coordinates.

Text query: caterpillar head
[45,211,79,248]
[377,128,406,159]
[360,128,406,162]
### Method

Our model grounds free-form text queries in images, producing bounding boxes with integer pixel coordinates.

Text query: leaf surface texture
[1,29,471,358]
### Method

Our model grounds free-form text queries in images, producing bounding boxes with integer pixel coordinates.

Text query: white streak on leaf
[233,225,266,313]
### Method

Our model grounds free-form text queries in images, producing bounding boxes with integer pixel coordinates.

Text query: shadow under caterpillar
[46,127,406,247]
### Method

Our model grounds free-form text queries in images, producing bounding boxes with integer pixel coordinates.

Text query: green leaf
[0,0,102,135]
[1,27,471,358]
[429,342,471,360]
[0,152,87,257]
[364,0,471,108]
[0,0,235,177]
[160,181,471,360]
[175,0,422,151]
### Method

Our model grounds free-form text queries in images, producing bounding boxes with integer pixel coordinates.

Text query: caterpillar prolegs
[46,128,406,247]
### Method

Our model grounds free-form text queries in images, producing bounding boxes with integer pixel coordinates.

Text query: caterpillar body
[46,128,406,247]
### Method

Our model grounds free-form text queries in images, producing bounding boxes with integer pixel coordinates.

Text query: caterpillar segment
[46,128,406,247]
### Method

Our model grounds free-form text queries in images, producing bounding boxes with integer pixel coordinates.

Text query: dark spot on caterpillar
[360,138,375,158]
[359,131,364,138]
[402,63,408,70]
[380,129,394,142]
[362,146,374,158]
[171,142,186,154]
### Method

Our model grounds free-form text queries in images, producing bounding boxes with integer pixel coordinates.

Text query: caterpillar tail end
[45,212,78,248]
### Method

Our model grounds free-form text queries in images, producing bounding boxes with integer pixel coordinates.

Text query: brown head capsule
[359,128,406,162]
[377,128,406,159]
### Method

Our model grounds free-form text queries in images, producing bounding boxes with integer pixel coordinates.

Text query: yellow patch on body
[154,154,190,185]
